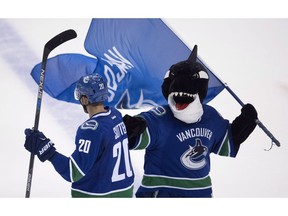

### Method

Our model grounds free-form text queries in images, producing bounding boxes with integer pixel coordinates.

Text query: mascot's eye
[191,73,199,80]
[169,71,176,79]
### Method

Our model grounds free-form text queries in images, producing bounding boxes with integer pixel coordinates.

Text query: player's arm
[24,127,100,182]
[231,103,258,150]
[24,128,72,182]
[50,129,100,183]
[123,114,147,149]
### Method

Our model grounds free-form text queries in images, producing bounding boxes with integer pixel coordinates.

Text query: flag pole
[224,82,280,147]
[197,56,280,148]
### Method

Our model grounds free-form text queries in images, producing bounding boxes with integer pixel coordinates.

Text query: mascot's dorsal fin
[188,45,198,63]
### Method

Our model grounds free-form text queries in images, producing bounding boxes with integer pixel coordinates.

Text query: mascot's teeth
[184,93,193,97]
[171,92,194,98]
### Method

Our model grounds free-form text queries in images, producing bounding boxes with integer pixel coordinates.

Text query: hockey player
[123,45,258,197]
[24,73,134,197]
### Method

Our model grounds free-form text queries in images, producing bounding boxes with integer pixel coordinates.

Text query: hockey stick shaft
[25,29,77,198]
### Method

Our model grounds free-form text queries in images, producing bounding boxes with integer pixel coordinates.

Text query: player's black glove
[24,128,56,162]
[231,103,258,147]
[123,115,147,148]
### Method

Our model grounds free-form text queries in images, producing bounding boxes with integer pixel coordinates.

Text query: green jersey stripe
[217,130,231,156]
[141,174,212,190]
[71,184,134,197]
[70,156,85,182]
[133,127,151,150]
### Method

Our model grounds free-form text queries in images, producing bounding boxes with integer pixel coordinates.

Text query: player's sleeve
[50,126,103,182]
[49,151,71,182]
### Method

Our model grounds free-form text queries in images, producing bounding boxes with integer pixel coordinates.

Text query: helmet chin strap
[79,96,89,114]
[81,104,88,114]
[168,93,204,124]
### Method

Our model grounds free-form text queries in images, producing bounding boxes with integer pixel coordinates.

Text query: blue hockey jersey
[50,107,134,197]
[131,104,237,197]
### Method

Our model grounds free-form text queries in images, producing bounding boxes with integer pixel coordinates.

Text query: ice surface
[0,19,287,201]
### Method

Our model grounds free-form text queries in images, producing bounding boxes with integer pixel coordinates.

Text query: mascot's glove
[123,115,147,148]
[231,103,258,147]
[240,103,258,121]
[24,128,56,162]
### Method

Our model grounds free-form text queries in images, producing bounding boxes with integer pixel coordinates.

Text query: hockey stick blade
[45,29,77,54]
[25,29,77,198]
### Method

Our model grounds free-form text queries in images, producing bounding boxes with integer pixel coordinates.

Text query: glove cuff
[37,140,56,162]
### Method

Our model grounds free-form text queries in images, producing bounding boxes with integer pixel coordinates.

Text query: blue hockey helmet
[74,73,108,104]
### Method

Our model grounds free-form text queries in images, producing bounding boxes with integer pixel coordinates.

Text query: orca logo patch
[151,106,166,116]
[180,138,208,170]
[81,120,98,130]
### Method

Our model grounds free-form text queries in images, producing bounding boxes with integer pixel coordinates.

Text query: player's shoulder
[78,107,114,131]
[109,106,122,117]
[80,119,99,131]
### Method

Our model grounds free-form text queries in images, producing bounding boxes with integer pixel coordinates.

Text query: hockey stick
[25,29,77,198]
[198,57,281,148]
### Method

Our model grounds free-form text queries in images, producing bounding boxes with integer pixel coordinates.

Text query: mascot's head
[161,45,209,124]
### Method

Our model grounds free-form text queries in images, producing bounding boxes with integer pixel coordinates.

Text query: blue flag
[31,18,224,108]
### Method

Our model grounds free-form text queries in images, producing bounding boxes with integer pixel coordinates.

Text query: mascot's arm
[123,114,147,149]
[231,104,258,150]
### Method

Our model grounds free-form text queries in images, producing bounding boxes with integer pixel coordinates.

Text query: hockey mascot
[123,45,258,198]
